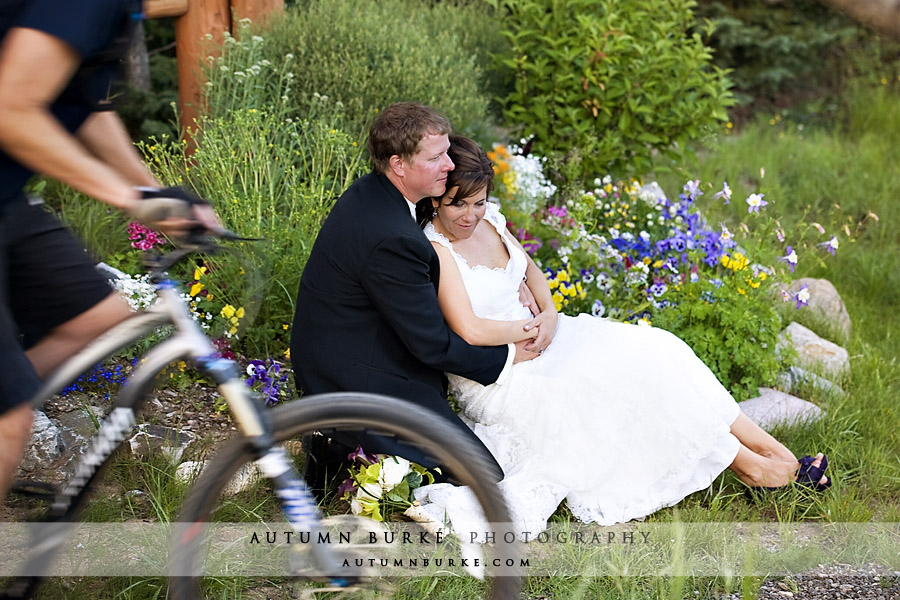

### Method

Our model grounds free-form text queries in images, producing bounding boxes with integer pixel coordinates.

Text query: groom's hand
[512,339,540,363]
[517,280,537,316]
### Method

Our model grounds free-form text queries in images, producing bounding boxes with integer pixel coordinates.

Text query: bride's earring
[432,209,437,218]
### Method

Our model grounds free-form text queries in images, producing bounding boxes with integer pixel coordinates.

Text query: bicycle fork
[201,359,351,585]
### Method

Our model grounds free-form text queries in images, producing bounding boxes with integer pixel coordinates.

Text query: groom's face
[398,134,454,200]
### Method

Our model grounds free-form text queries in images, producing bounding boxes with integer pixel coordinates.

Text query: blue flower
[712,181,731,204]
[793,284,810,309]
[746,193,768,214]
[778,246,798,273]
[683,180,702,201]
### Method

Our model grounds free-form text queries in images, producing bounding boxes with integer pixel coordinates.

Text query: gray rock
[19,411,66,472]
[787,278,852,343]
[775,366,845,398]
[738,388,824,430]
[778,322,850,378]
[127,423,195,464]
[175,459,260,495]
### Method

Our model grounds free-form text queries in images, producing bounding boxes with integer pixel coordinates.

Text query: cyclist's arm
[77,111,158,188]
[0,27,143,211]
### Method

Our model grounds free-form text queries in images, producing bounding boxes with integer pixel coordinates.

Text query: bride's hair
[416,135,494,227]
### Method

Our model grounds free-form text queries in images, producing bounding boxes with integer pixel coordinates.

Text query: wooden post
[174,0,229,150]
[230,0,284,32]
[168,0,284,151]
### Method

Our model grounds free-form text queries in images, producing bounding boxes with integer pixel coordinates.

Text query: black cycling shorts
[0,196,113,413]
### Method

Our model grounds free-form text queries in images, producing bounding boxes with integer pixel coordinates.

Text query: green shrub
[257,0,502,141]
[141,30,366,358]
[489,0,734,178]
[694,0,900,113]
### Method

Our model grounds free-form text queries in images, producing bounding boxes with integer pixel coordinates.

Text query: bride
[412,136,829,533]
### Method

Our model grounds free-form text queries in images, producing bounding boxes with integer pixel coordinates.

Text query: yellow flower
[190,282,204,297]
[548,279,559,290]
[759,272,767,281]
[282,324,289,330]
[221,305,236,319]
[236,307,245,319]
[557,270,569,282]
[284,348,290,359]
[653,260,663,268]
[737,288,746,295]
[642,257,651,265]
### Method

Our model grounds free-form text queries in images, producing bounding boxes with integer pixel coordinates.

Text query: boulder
[127,423,195,464]
[778,322,850,378]
[175,459,261,496]
[774,365,845,398]
[738,388,824,430]
[787,278,852,343]
[19,411,66,473]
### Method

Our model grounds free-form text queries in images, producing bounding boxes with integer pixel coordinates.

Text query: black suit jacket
[291,171,509,478]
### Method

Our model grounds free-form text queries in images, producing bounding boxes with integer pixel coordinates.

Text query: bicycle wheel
[169,393,521,600]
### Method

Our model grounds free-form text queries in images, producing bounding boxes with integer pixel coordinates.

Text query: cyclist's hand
[127,186,224,237]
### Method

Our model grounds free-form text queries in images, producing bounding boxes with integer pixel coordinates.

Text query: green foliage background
[489,0,734,178]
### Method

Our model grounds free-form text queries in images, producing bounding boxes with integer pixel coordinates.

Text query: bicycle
[2,218,521,599]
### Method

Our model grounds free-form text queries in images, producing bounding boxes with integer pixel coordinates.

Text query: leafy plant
[257,0,502,141]
[488,0,734,178]
[139,27,365,358]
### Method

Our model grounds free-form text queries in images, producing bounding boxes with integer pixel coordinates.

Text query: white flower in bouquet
[379,456,411,490]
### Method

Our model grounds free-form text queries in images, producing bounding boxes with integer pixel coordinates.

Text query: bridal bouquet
[338,446,437,522]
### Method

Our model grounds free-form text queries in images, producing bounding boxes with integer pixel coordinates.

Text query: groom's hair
[368,102,451,174]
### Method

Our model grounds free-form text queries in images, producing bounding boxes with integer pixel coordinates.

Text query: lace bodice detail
[424,203,532,322]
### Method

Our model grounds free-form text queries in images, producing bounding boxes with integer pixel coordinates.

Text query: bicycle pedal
[9,480,57,502]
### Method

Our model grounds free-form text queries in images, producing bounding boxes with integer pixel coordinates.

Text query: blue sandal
[793,454,831,491]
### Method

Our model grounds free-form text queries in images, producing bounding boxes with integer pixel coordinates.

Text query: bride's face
[433,185,488,241]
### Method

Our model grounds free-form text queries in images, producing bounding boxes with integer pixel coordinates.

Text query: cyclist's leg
[0,197,41,502]
[0,404,34,501]
[9,199,132,377]
[25,293,131,377]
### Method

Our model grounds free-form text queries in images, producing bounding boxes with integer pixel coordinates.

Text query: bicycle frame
[6,265,344,598]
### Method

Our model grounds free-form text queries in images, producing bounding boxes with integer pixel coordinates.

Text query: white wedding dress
[414,203,742,534]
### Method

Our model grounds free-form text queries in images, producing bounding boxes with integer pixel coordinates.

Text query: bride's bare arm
[431,242,539,346]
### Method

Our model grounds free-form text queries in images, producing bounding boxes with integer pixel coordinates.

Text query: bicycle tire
[170,392,521,600]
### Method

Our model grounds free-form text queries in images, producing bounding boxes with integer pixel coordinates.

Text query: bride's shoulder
[423,222,453,249]
[483,201,507,227]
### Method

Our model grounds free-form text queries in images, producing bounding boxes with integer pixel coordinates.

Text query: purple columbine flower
[793,284,810,309]
[819,235,839,256]
[712,181,731,204]
[746,193,768,214]
[683,180,702,200]
[778,246,798,273]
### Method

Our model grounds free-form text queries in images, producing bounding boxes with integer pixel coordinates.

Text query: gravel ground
[723,564,900,600]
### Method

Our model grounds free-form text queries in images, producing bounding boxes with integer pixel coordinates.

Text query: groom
[291,102,534,493]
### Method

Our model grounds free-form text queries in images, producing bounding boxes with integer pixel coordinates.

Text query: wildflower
[683,180,702,200]
[778,246,798,273]
[793,284,810,309]
[648,280,667,297]
[712,182,731,204]
[745,193,768,214]
[819,236,839,256]
[591,300,605,317]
